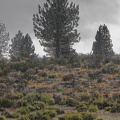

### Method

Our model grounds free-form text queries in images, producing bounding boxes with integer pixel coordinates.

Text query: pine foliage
[9,31,35,60]
[92,24,114,57]
[33,0,80,58]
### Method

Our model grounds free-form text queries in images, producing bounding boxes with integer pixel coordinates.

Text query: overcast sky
[0,0,120,56]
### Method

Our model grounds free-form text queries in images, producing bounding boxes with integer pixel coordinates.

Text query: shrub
[117,98,120,104]
[110,104,120,113]
[48,73,57,78]
[18,115,29,120]
[29,113,36,120]
[36,110,56,120]
[59,112,82,120]
[59,112,95,120]
[10,61,28,72]
[16,107,29,115]
[0,99,14,108]
[27,105,36,111]
[34,102,45,110]
[48,105,64,114]
[16,99,27,107]
[13,92,23,100]
[88,71,101,80]
[80,94,91,102]
[96,118,103,120]
[1,111,12,118]
[45,110,57,117]
[26,92,41,104]
[101,62,119,74]
[40,115,50,120]
[77,103,88,112]
[104,106,111,111]
[64,97,79,107]
[53,95,62,105]
[0,116,6,120]
[39,71,47,77]
[89,104,98,112]
[81,112,96,120]
[62,74,74,81]
[46,64,55,70]
[11,112,20,118]
[40,93,55,105]
[94,99,109,110]
[23,69,36,80]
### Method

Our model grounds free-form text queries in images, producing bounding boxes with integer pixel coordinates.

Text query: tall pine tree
[22,34,35,58]
[92,24,114,57]
[33,0,80,58]
[0,22,10,59]
[9,31,35,60]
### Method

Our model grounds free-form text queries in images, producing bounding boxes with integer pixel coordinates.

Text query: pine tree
[33,0,80,58]
[9,31,35,60]
[22,33,35,58]
[0,22,10,59]
[92,24,114,57]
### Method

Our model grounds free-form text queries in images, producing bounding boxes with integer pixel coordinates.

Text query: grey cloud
[79,0,120,23]
[0,0,44,37]
[77,0,120,40]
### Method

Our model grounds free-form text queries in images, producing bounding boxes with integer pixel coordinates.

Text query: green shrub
[29,113,36,120]
[80,94,91,102]
[81,112,96,120]
[46,64,55,70]
[59,112,95,120]
[23,69,36,80]
[64,97,79,107]
[110,104,120,113]
[36,110,56,120]
[11,112,20,118]
[40,93,55,105]
[48,105,64,114]
[77,105,88,112]
[34,102,45,110]
[96,118,103,120]
[117,98,120,104]
[104,106,111,111]
[10,61,28,72]
[59,112,82,120]
[13,92,23,100]
[27,105,36,111]
[94,99,109,110]
[0,116,6,120]
[16,107,29,115]
[53,95,62,105]
[89,104,98,112]
[48,73,57,78]
[16,99,27,107]
[26,92,41,104]
[0,99,14,108]
[101,63,119,74]
[18,115,29,120]
[45,110,57,117]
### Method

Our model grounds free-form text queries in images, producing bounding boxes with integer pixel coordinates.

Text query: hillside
[0,56,120,120]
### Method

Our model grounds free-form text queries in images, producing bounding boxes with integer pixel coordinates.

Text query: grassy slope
[0,59,120,120]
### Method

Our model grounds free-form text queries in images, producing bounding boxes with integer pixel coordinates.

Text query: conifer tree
[22,33,35,58]
[9,31,35,60]
[33,0,80,58]
[0,22,10,59]
[92,24,114,57]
